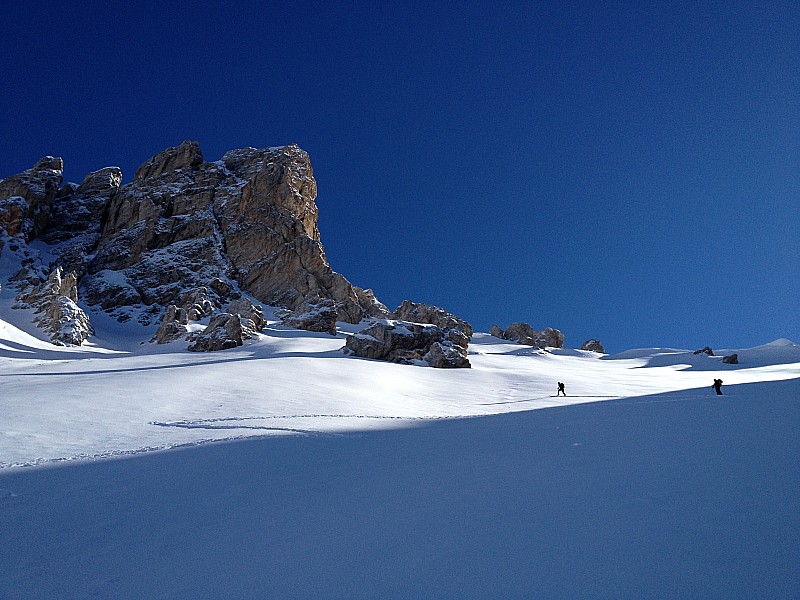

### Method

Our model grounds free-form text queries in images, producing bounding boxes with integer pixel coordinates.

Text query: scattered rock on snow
[722,353,739,364]
[495,323,565,349]
[392,300,473,339]
[344,318,470,368]
[581,339,605,353]
[693,346,715,356]
[187,313,245,352]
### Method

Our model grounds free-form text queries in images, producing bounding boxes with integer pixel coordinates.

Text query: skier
[712,378,723,395]
[557,382,566,397]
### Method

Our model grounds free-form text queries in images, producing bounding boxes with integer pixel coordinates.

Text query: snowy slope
[0,307,798,598]
[1,311,797,468]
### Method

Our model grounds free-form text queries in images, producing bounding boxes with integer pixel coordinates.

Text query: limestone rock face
[85,145,229,323]
[41,167,122,244]
[13,266,92,345]
[216,145,387,323]
[0,156,63,241]
[83,141,387,326]
[0,142,390,347]
[580,339,606,353]
[280,296,338,336]
[134,140,204,181]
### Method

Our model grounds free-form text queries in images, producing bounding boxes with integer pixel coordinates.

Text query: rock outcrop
[40,167,122,245]
[580,339,605,353]
[187,313,247,352]
[0,156,63,242]
[344,301,472,368]
[0,142,390,347]
[84,141,388,327]
[344,320,471,368]
[392,300,473,340]
[493,323,564,349]
[693,346,714,356]
[226,297,266,335]
[156,297,266,346]
[501,323,537,345]
[533,328,565,349]
[154,304,189,344]
[280,296,338,336]
[134,140,204,181]
[722,353,739,364]
[12,266,92,345]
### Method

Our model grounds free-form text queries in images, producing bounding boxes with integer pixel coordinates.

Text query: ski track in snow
[0,415,478,470]
[0,438,240,470]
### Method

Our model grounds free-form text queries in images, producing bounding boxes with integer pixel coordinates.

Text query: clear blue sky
[2,1,798,352]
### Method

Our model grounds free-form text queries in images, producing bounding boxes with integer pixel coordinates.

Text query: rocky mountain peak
[133,140,204,181]
[0,155,64,241]
[34,156,64,172]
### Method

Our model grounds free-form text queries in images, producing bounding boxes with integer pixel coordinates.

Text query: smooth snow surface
[1,314,798,598]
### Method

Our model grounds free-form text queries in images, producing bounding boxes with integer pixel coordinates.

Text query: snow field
[0,310,798,598]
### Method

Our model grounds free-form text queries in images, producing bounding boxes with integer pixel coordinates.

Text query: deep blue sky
[2,1,798,352]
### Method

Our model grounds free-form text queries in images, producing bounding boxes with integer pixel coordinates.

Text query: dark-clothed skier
[712,379,723,395]
[557,382,566,397]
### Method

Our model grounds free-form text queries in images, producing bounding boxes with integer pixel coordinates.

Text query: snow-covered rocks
[225,296,267,338]
[41,166,122,245]
[187,313,247,352]
[581,338,606,353]
[392,299,473,339]
[13,266,92,345]
[693,346,715,356]
[85,141,387,326]
[492,322,565,349]
[0,155,63,241]
[344,319,471,368]
[344,301,472,368]
[280,296,338,335]
[0,142,394,344]
[154,304,190,344]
